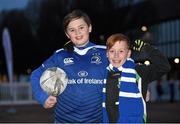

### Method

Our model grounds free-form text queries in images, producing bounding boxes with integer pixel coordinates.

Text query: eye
[67,28,75,33]
[119,50,124,53]
[109,50,115,53]
[69,29,75,32]
[79,26,85,30]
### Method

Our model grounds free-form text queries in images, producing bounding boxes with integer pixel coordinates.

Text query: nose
[75,29,81,35]
[114,51,119,58]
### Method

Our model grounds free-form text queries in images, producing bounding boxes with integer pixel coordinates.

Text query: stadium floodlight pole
[2,27,16,113]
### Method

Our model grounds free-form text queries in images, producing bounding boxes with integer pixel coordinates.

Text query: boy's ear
[106,51,109,57]
[128,50,131,58]
[65,32,70,39]
[89,25,92,33]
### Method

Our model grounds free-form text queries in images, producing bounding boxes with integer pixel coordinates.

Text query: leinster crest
[91,53,102,64]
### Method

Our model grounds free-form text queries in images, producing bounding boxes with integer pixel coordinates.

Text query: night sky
[0,0,29,11]
[0,0,179,75]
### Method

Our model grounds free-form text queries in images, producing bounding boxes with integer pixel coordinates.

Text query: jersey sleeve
[30,52,61,106]
[136,45,171,84]
[135,45,170,98]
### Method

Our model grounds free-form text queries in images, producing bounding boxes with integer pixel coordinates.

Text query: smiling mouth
[112,60,121,63]
[76,36,83,40]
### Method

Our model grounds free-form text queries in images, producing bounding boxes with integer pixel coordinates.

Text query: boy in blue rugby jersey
[31,10,108,123]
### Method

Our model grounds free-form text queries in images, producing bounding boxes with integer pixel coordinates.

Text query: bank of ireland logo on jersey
[78,71,88,77]
[91,53,102,64]
[64,57,74,65]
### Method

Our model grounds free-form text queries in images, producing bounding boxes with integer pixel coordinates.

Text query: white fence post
[0,82,37,105]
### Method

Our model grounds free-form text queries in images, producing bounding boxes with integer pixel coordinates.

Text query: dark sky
[0,0,65,74]
[0,0,29,11]
[0,0,29,75]
[0,0,179,75]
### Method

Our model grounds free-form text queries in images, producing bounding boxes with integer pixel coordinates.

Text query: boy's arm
[133,39,170,98]
[30,52,60,106]
[136,44,171,83]
[30,67,49,106]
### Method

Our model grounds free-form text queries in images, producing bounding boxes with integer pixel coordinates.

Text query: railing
[0,82,37,105]
[0,80,179,105]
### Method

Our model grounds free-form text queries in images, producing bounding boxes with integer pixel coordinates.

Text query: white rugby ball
[40,67,68,96]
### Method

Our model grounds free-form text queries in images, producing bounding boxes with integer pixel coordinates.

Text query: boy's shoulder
[91,45,106,52]
[93,45,106,49]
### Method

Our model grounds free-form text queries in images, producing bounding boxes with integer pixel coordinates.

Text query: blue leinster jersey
[30,42,108,123]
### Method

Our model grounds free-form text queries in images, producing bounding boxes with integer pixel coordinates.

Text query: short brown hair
[106,33,130,50]
[63,9,91,33]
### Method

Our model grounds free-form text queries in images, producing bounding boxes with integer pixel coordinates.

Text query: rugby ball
[40,67,68,96]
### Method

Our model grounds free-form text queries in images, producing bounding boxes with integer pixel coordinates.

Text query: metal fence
[1,80,180,105]
[0,82,37,105]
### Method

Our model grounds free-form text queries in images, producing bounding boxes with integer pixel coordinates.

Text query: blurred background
[0,0,180,123]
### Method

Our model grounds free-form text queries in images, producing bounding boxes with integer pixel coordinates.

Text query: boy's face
[65,18,92,47]
[107,40,131,68]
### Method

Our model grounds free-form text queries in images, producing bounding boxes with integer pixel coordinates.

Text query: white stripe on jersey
[121,77,136,83]
[74,45,106,55]
[119,91,141,98]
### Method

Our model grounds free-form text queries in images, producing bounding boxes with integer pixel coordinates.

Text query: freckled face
[107,40,131,68]
[65,18,92,47]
